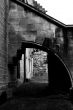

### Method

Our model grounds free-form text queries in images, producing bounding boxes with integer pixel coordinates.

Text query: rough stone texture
[8,1,57,59]
[66,32,73,84]
[8,1,57,85]
[0,0,8,90]
[33,50,48,76]
[8,1,73,86]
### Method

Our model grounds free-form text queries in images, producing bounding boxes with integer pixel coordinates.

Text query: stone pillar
[26,48,29,79]
[0,0,8,89]
[31,58,33,77]
[26,48,33,79]
[24,48,26,82]
[63,29,68,56]
[20,54,24,83]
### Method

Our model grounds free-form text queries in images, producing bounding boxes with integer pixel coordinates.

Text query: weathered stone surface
[8,1,73,86]
[33,50,48,77]
[8,2,56,60]
[0,0,8,89]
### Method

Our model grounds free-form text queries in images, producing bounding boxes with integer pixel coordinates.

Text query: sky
[36,0,73,25]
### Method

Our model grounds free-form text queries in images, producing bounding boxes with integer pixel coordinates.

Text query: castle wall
[8,1,73,85]
[0,0,8,91]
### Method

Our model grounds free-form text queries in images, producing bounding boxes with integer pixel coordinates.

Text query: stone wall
[65,31,73,81]
[0,0,8,90]
[8,1,57,60]
[8,1,73,85]
[33,50,48,76]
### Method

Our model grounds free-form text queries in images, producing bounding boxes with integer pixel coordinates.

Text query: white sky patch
[36,0,73,25]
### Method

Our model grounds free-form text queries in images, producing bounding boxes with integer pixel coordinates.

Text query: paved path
[0,94,73,110]
[30,73,48,83]
[0,82,73,110]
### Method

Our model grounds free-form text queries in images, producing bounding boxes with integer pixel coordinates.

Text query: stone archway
[8,41,72,93]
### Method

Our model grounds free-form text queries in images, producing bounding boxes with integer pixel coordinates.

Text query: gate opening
[18,48,48,83]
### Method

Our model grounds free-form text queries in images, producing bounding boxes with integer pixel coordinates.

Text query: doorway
[17,48,48,84]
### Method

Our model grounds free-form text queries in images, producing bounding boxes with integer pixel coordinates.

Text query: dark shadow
[47,51,72,93]
[0,91,7,105]
[11,41,72,97]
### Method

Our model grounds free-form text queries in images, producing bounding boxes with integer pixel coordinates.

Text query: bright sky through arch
[36,0,73,25]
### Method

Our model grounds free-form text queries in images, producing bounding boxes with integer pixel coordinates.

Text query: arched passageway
[8,41,72,93]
